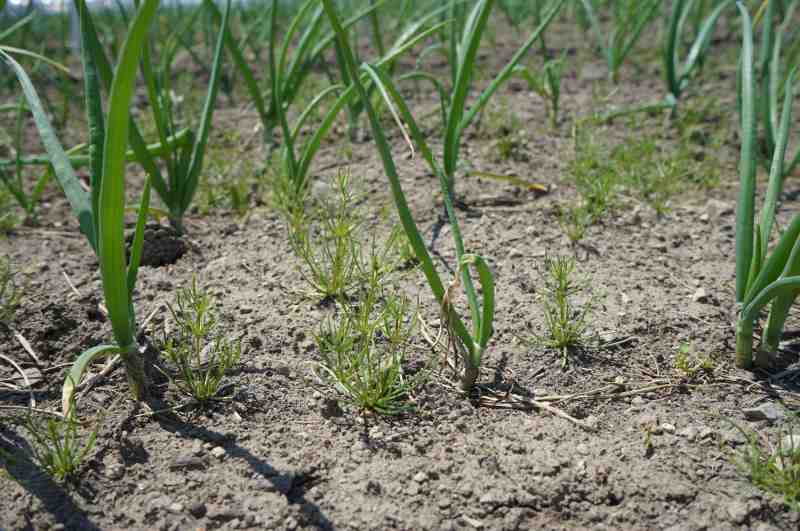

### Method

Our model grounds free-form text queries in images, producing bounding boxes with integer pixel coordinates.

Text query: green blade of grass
[180,0,231,215]
[459,254,495,360]
[62,344,120,416]
[359,63,476,354]
[203,0,269,135]
[270,0,298,181]
[75,0,170,208]
[77,0,106,250]
[0,46,71,75]
[127,176,152,296]
[321,0,477,357]
[0,50,95,247]
[742,274,800,325]
[759,66,797,248]
[443,0,493,181]
[458,0,565,133]
[680,0,733,82]
[736,1,757,303]
[99,0,160,349]
[0,11,34,42]
[744,216,800,304]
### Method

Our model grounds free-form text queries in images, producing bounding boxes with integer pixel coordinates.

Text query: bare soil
[2,16,800,531]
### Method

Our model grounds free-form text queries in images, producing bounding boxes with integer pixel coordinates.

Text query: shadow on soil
[150,407,334,529]
[0,428,101,531]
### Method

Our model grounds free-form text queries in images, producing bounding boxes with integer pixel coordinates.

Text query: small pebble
[743,403,783,422]
[210,446,227,460]
[168,502,184,514]
[692,287,709,303]
[678,426,699,441]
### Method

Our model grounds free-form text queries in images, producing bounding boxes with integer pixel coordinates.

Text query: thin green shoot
[288,171,364,301]
[515,51,568,128]
[732,417,800,511]
[579,0,662,83]
[536,255,595,366]
[0,257,21,328]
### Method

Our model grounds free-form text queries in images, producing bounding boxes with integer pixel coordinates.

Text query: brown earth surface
[3,14,800,531]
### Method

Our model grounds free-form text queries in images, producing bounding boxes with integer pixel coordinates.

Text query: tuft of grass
[288,171,365,301]
[561,123,720,242]
[733,418,800,511]
[0,256,21,328]
[199,128,258,218]
[24,405,100,483]
[535,255,595,366]
[160,275,241,403]
[314,275,420,416]
[0,185,18,233]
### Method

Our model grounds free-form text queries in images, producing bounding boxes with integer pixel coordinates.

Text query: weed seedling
[733,417,800,510]
[536,255,595,366]
[0,185,17,233]
[288,171,365,301]
[673,343,715,380]
[24,405,100,483]
[0,256,20,328]
[315,277,419,416]
[161,276,241,403]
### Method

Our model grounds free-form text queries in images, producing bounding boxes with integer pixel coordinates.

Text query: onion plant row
[322,0,564,393]
[734,0,800,369]
[2,0,799,423]
[2,0,233,412]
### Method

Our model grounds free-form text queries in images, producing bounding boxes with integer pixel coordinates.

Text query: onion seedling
[324,0,549,393]
[515,51,568,129]
[0,94,50,223]
[733,1,800,369]
[663,0,734,113]
[205,0,384,151]
[579,0,662,83]
[267,0,450,212]
[128,0,231,234]
[750,0,800,176]
[2,0,165,410]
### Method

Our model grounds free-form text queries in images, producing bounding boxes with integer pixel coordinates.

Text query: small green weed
[288,171,365,300]
[535,255,595,366]
[480,97,528,162]
[733,418,800,511]
[199,129,259,217]
[0,185,18,233]
[562,123,720,241]
[673,342,715,379]
[24,405,100,483]
[161,276,241,403]
[315,275,420,416]
[0,257,21,327]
